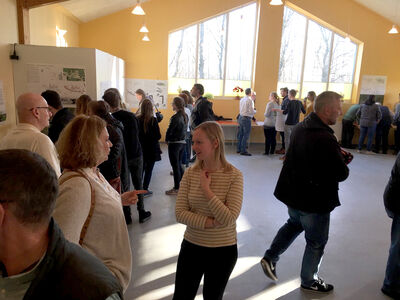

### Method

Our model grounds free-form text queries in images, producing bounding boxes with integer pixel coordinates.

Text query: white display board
[125,78,167,109]
[26,64,87,105]
[360,75,387,95]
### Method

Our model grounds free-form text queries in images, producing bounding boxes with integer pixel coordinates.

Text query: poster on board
[360,75,387,95]
[27,64,87,105]
[0,80,6,123]
[125,78,167,110]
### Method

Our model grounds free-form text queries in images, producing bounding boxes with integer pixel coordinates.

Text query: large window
[278,7,358,100]
[168,3,257,96]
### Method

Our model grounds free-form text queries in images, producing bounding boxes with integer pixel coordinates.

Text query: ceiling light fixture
[142,34,150,42]
[139,24,149,33]
[269,0,283,5]
[132,1,145,15]
[388,25,399,34]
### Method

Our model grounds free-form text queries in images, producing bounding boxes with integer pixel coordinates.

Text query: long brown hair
[173,97,188,124]
[76,94,92,115]
[138,99,154,133]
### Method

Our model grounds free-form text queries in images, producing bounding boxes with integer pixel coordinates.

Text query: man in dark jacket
[103,89,151,224]
[41,90,74,143]
[190,83,215,128]
[0,149,123,300]
[260,91,349,293]
[374,104,393,154]
[381,154,400,299]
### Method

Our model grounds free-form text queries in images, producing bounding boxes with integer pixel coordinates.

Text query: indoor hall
[127,143,396,300]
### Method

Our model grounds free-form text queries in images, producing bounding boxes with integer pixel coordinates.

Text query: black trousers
[168,143,185,189]
[173,240,238,300]
[341,119,355,148]
[279,131,285,149]
[375,124,391,153]
[264,126,277,154]
[142,159,156,190]
[395,122,400,153]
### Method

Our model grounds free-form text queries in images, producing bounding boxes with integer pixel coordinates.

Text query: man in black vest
[260,91,349,293]
[190,83,215,128]
[0,149,123,299]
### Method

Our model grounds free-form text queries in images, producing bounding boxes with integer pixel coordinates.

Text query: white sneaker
[357,149,362,153]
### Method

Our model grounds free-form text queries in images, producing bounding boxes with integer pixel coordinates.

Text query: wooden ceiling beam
[16,0,69,44]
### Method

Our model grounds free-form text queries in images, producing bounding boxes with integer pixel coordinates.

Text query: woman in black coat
[137,99,162,196]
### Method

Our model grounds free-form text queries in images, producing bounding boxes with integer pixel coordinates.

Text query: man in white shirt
[0,93,61,177]
[237,88,256,156]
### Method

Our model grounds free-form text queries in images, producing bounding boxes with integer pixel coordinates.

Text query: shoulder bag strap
[59,170,95,246]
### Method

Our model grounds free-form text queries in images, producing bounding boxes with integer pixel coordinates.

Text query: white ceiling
[59,0,400,26]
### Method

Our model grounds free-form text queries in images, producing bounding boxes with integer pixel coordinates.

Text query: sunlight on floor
[247,278,301,300]
[138,223,186,266]
[135,283,175,300]
[135,262,177,286]
[237,215,252,233]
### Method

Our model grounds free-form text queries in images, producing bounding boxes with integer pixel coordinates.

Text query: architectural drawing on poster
[125,78,167,110]
[360,75,387,95]
[27,64,86,105]
[0,80,6,123]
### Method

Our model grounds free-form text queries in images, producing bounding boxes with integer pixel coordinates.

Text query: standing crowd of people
[0,84,399,299]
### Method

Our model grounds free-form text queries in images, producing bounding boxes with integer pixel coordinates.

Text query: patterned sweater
[176,165,243,247]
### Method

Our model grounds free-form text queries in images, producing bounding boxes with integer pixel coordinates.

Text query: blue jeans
[383,209,400,294]
[237,116,251,153]
[358,124,376,151]
[263,207,330,287]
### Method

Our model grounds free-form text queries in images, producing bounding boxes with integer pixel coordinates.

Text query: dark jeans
[264,207,330,287]
[127,156,145,212]
[237,116,251,153]
[358,124,377,151]
[341,119,355,148]
[173,240,238,300]
[168,143,185,189]
[395,122,400,153]
[142,159,156,190]
[375,124,391,153]
[383,209,400,295]
[181,132,192,166]
[263,126,277,154]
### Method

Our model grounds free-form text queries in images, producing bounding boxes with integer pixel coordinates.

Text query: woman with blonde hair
[173,121,243,300]
[75,94,92,115]
[53,115,138,291]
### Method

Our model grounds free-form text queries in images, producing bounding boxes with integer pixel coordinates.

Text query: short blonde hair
[56,115,106,170]
[192,121,232,171]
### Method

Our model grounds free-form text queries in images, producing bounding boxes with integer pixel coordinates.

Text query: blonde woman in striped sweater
[173,121,244,300]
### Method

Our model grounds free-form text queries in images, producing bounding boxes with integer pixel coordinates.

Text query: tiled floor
[124,143,396,300]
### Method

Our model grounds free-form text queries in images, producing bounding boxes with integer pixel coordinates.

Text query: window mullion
[195,24,199,82]
[222,13,229,96]
[299,18,309,98]
[326,33,335,91]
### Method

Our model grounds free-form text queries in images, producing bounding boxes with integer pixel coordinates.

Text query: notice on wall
[27,64,87,105]
[360,75,387,95]
[0,80,6,123]
[125,78,167,110]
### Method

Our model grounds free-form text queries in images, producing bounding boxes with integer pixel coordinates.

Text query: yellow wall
[79,0,400,141]
[0,0,18,138]
[30,4,80,47]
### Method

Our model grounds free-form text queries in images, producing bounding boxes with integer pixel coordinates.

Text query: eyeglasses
[29,107,50,111]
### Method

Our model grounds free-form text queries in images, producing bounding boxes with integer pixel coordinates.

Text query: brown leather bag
[59,170,95,246]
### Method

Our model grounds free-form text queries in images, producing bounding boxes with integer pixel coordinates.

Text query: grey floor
[124,143,396,300]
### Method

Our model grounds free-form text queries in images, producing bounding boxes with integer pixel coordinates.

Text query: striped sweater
[176,165,243,247]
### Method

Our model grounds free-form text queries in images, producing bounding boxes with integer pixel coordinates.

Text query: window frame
[167,1,258,98]
[278,6,359,100]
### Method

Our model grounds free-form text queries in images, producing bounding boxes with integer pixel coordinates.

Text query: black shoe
[381,287,400,299]
[260,258,277,281]
[301,278,334,293]
[263,152,269,155]
[240,152,252,156]
[143,190,153,197]
[139,210,152,223]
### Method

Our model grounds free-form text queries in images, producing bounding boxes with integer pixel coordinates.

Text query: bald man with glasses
[0,93,61,177]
